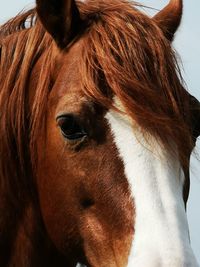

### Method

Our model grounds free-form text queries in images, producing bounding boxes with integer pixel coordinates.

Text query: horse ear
[36,0,83,48]
[153,0,183,41]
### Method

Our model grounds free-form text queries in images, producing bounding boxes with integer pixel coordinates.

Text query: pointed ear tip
[35,0,83,49]
[153,0,183,41]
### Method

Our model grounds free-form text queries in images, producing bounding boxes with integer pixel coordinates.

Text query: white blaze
[106,106,199,267]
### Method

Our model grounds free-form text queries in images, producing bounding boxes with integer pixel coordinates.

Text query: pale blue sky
[0,0,199,263]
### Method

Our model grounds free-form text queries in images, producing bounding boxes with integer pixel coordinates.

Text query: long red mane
[78,0,193,167]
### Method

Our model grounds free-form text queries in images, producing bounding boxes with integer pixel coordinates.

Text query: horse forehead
[50,39,84,95]
[49,58,85,112]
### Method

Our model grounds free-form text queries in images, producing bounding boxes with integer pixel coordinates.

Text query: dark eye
[56,115,87,140]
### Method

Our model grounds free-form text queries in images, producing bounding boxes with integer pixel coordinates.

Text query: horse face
[36,42,134,266]
[35,42,198,267]
[34,0,199,266]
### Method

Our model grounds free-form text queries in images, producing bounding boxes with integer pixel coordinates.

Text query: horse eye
[56,115,87,140]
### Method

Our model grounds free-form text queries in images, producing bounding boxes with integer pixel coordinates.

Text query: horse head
[0,0,199,266]
[33,0,199,265]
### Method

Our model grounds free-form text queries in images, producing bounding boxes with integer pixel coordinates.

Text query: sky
[0,0,199,264]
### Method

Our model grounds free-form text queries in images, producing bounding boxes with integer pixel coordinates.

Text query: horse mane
[0,0,193,217]
[0,8,54,222]
[78,0,193,165]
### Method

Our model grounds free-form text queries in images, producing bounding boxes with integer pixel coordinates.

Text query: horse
[0,0,200,266]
